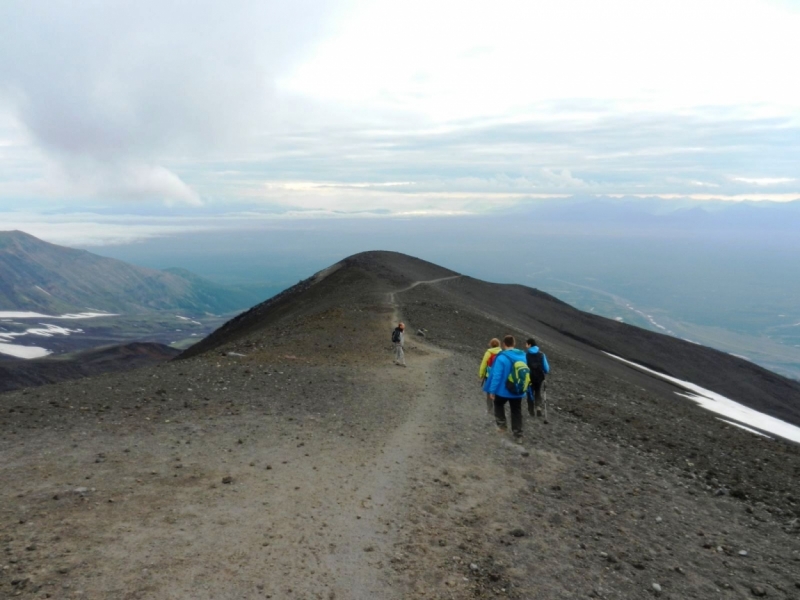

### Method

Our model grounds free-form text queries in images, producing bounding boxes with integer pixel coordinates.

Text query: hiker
[392,322,406,366]
[485,335,530,441]
[479,338,502,414]
[525,338,550,418]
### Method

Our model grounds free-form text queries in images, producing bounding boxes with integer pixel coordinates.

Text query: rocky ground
[1,253,798,599]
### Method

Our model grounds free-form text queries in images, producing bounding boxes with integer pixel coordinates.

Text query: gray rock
[751,586,767,597]
[509,528,526,537]
[652,582,662,594]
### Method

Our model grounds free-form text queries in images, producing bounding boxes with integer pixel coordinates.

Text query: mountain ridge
[0,230,263,315]
[181,250,800,428]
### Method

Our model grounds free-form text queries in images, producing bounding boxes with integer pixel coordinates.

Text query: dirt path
[321,332,451,598]
[387,275,462,306]
[0,285,457,600]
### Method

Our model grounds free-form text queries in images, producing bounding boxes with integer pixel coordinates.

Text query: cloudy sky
[0,0,798,245]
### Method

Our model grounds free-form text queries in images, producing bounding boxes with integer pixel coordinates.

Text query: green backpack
[503,352,531,396]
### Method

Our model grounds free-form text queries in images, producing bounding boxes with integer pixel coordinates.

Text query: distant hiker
[392,322,406,366]
[525,338,551,419]
[479,338,502,414]
[485,335,531,441]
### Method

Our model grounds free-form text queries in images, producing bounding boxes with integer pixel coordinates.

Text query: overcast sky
[0,0,799,245]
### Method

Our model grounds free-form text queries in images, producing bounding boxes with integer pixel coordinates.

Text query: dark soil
[0,342,180,393]
[1,251,798,599]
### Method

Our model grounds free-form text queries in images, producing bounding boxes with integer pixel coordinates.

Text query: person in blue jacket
[485,334,528,440]
[525,338,550,417]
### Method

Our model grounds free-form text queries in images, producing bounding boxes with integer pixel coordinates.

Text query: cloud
[0,211,210,246]
[0,0,338,205]
[0,0,798,215]
[732,177,796,186]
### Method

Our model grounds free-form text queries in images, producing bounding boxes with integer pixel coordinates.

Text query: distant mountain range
[0,230,269,315]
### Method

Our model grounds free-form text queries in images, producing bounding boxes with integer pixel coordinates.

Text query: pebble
[655,516,663,523]
[739,550,749,557]
[222,476,233,484]
[470,563,479,571]
[750,585,767,597]
[509,528,526,537]
[652,582,662,594]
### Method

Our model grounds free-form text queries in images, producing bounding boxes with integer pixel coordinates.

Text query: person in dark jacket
[485,335,527,440]
[525,338,550,417]
[392,323,406,366]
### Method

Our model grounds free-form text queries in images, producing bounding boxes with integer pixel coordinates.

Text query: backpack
[503,352,531,396]
[485,350,499,377]
[391,328,402,343]
[527,351,546,386]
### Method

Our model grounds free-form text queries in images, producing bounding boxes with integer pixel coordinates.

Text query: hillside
[1,251,798,600]
[181,252,800,427]
[0,230,262,315]
[0,342,180,393]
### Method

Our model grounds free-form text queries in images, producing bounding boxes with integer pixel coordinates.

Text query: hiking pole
[542,381,548,424]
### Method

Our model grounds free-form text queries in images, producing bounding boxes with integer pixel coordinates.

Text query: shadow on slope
[0,342,180,394]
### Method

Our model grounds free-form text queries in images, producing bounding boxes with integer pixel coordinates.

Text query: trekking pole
[542,381,548,424]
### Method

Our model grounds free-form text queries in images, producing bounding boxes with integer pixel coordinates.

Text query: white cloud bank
[0,0,798,215]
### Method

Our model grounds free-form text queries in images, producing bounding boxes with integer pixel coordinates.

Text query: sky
[0,0,799,246]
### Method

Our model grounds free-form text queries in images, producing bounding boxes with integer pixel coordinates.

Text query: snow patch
[0,324,83,341]
[0,343,52,359]
[34,285,52,297]
[0,311,117,319]
[604,352,800,444]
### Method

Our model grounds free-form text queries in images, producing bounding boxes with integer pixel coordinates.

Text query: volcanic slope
[0,342,180,393]
[1,251,799,600]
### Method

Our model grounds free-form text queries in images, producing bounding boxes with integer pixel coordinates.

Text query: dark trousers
[494,396,523,436]
[527,381,544,415]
